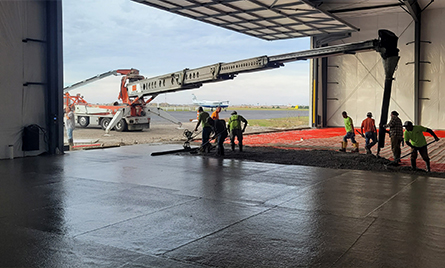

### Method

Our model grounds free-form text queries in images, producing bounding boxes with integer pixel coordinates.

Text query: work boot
[351,142,359,153]
[365,145,372,155]
[68,139,74,151]
[339,141,347,152]
[411,159,417,171]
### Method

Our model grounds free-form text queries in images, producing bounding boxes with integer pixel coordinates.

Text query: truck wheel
[115,119,127,132]
[100,118,111,130]
[78,116,90,128]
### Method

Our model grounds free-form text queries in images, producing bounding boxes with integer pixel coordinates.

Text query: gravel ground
[70,123,445,178]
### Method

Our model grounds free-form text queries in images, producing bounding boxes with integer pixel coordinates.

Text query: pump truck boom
[125,39,379,99]
[66,30,398,149]
[122,30,398,151]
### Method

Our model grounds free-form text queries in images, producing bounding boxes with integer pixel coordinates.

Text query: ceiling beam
[328,3,403,14]
[403,0,421,22]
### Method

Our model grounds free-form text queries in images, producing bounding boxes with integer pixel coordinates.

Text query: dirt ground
[71,123,445,178]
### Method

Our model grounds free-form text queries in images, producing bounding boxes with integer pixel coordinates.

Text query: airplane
[192,94,229,110]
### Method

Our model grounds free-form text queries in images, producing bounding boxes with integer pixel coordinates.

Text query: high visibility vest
[229,115,242,130]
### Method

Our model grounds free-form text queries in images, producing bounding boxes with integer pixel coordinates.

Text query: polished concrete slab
[1,144,445,267]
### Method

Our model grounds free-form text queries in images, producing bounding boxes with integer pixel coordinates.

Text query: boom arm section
[126,39,379,98]
[63,69,139,93]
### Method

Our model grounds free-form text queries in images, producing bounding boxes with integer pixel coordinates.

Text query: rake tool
[386,140,437,166]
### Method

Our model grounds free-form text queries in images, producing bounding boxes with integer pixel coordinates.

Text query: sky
[62,0,311,106]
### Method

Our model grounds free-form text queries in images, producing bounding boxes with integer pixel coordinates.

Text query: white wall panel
[0,2,25,159]
[23,2,47,155]
[324,13,414,128]
[420,8,445,129]
[0,1,47,159]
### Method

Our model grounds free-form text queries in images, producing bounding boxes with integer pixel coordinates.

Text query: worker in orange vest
[360,112,377,154]
[211,106,221,120]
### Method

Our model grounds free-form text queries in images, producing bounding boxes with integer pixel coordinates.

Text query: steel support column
[46,0,64,154]
[312,58,319,127]
[414,15,421,124]
[321,57,328,127]
[403,0,422,124]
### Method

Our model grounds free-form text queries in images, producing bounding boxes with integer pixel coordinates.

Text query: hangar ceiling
[131,0,359,40]
[132,0,442,40]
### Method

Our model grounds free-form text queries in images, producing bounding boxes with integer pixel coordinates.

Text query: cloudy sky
[62,0,310,106]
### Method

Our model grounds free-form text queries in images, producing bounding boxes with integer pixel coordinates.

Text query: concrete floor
[1,144,445,267]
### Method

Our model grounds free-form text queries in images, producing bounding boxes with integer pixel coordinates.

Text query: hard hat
[231,111,237,115]
[403,121,413,127]
[391,111,399,116]
[367,112,372,117]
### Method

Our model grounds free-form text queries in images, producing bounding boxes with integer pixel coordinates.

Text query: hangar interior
[0,0,443,159]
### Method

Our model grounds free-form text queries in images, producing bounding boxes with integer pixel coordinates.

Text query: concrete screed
[1,142,445,267]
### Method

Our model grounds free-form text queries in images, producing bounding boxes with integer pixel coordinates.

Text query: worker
[228,111,248,152]
[64,105,75,150]
[340,111,359,153]
[383,111,404,163]
[194,106,212,152]
[207,117,228,156]
[403,121,439,172]
[211,106,221,120]
[360,112,377,154]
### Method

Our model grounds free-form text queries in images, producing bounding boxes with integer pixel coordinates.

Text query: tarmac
[1,143,445,267]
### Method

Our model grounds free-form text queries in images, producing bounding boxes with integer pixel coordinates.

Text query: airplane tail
[192,94,198,104]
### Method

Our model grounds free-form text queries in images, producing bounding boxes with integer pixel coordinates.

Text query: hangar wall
[0,1,62,160]
[318,12,415,128]
[420,7,445,129]
[317,7,445,130]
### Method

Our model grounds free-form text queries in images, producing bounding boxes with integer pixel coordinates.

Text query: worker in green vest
[194,106,212,152]
[228,111,248,152]
[403,121,439,172]
[340,111,359,153]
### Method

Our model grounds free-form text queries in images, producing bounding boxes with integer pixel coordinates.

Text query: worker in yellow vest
[340,111,359,153]
[228,111,248,152]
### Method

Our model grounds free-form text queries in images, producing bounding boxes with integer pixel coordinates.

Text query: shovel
[386,140,437,166]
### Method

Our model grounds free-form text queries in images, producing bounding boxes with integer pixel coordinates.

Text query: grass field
[248,116,309,128]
